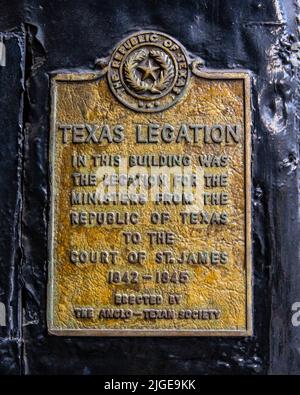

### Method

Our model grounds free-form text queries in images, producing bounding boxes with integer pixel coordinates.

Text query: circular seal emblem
[107,31,190,112]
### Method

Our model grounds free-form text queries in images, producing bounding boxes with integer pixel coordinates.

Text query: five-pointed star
[137,59,160,81]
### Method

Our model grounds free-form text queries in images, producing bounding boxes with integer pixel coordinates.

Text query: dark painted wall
[0,33,24,374]
[0,0,299,374]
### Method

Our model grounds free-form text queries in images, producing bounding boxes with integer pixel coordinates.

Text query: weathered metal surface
[0,32,24,374]
[0,0,299,375]
[48,44,251,335]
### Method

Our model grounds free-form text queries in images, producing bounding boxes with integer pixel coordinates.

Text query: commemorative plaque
[48,31,251,336]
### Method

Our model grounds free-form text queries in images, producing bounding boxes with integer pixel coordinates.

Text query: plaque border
[47,65,252,337]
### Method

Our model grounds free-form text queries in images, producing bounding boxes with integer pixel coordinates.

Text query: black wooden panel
[0,33,24,374]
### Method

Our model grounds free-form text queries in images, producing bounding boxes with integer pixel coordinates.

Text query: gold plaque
[48,31,252,336]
